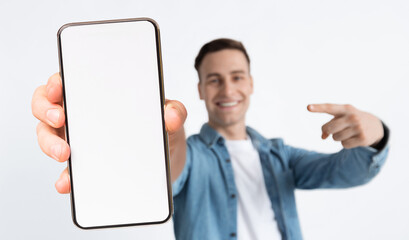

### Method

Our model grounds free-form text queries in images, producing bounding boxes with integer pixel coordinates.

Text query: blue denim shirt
[172,123,389,240]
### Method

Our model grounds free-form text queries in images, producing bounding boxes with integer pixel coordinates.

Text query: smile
[216,101,240,107]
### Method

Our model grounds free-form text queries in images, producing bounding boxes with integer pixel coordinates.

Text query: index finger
[32,73,65,128]
[307,103,351,116]
[46,72,63,104]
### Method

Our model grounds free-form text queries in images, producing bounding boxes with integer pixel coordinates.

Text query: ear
[198,81,204,100]
[249,75,254,94]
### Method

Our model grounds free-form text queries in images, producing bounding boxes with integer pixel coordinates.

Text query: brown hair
[194,38,250,72]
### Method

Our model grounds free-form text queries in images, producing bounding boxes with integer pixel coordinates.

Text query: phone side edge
[150,18,175,222]
[57,24,81,230]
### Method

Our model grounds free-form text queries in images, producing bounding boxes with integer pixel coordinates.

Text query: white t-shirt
[225,136,281,240]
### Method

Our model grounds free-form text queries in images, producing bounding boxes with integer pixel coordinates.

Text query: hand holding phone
[32,18,188,229]
[32,74,187,192]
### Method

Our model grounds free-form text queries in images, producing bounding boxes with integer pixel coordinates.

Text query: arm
[288,103,390,189]
[287,139,389,189]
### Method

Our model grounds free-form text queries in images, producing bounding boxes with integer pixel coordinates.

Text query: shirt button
[226,159,231,163]
[231,194,236,198]
[230,232,236,237]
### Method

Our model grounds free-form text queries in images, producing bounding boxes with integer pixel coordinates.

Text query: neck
[208,120,247,140]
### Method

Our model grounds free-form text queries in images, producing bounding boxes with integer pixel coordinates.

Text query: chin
[211,116,244,128]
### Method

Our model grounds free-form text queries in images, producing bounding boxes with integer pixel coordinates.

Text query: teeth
[219,101,238,107]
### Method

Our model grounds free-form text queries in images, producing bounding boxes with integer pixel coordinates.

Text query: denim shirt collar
[199,123,275,153]
[199,123,222,147]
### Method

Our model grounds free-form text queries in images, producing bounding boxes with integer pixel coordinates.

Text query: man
[32,38,389,240]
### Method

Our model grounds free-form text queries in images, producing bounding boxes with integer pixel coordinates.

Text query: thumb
[164,99,187,134]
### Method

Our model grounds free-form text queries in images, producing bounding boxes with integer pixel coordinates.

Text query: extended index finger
[307,103,353,117]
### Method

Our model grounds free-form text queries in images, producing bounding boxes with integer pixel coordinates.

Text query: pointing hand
[307,104,384,149]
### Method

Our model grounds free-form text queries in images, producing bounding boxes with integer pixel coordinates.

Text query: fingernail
[47,109,60,125]
[51,144,61,161]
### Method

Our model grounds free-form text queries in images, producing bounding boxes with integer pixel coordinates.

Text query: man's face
[198,49,253,129]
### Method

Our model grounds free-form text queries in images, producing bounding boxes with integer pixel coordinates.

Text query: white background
[1,0,408,239]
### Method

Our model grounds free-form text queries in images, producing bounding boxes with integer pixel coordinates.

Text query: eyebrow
[205,70,246,79]
[205,73,221,79]
[230,70,246,75]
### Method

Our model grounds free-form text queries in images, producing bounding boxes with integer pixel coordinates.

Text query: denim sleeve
[284,132,390,189]
[172,140,193,197]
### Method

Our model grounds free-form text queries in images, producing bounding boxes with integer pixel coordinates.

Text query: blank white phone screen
[59,19,171,229]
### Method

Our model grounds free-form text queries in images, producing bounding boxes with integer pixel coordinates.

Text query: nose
[221,79,235,96]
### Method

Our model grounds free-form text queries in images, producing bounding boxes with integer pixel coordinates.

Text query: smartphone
[57,18,172,229]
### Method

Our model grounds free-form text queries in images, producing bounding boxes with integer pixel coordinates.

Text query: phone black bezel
[57,17,173,230]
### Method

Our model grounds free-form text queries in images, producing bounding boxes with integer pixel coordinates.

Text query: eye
[208,78,220,84]
[233,75,243,81]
